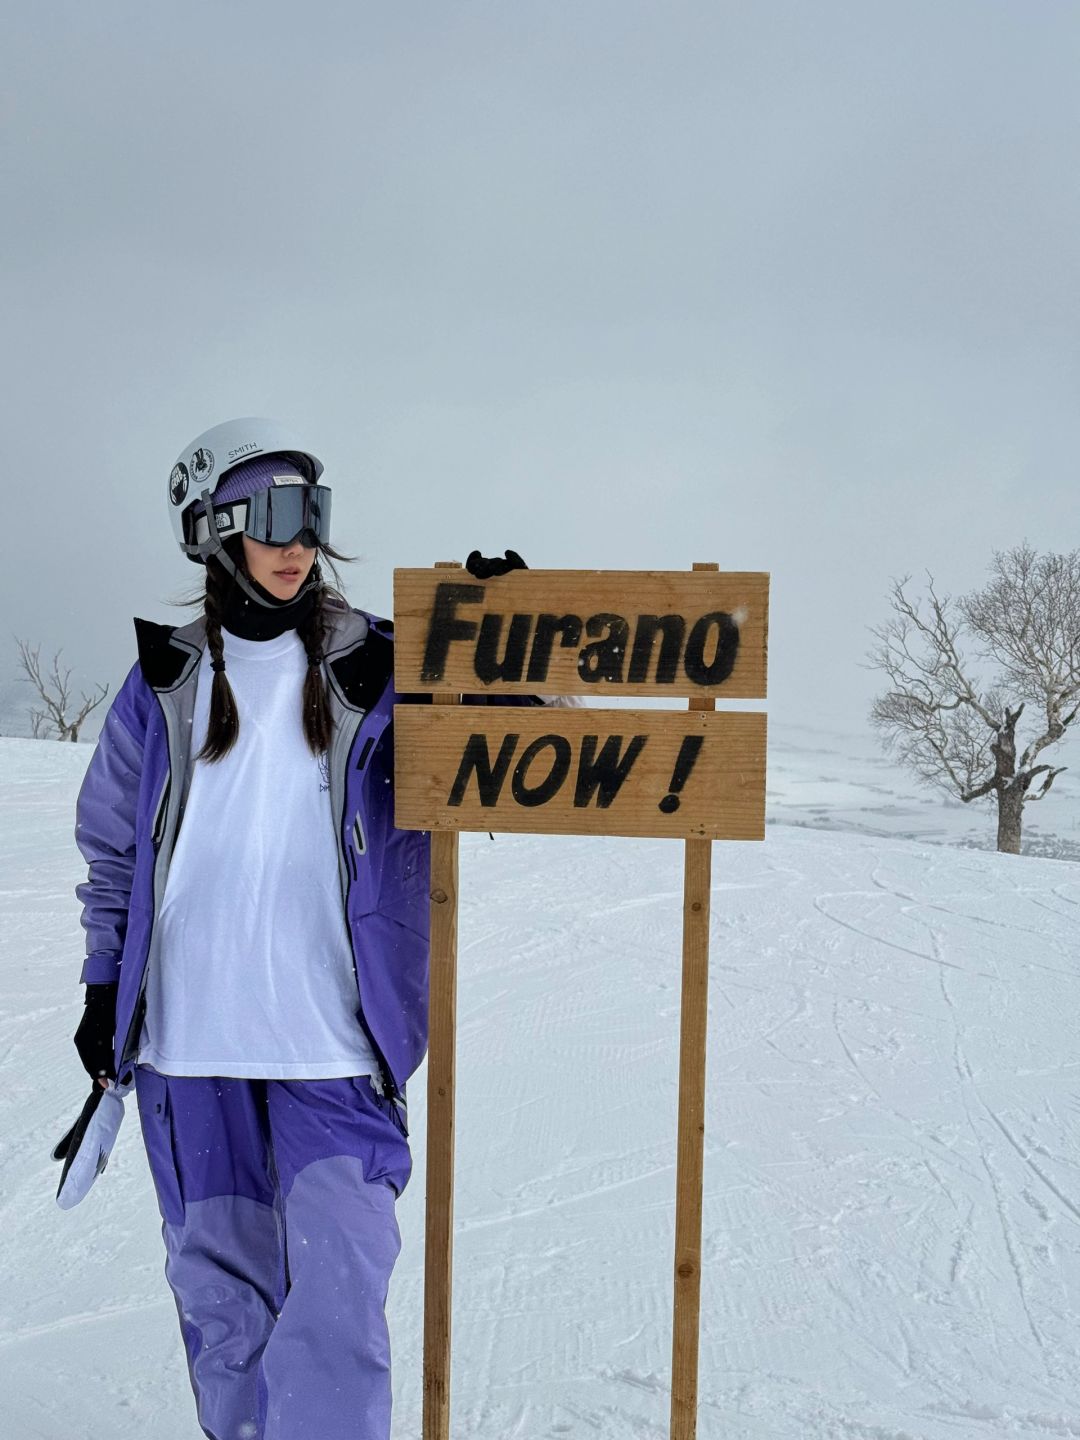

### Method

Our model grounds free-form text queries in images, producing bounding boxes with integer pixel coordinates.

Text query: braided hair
[194,535,349,763]
[196,560,241,762]
[297,570,333,754]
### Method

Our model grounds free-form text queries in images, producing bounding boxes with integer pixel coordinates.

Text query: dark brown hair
[174,535,357,763]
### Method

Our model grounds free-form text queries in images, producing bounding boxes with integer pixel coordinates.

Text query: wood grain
[394,705,767,840]
[423,566,461,1440]
[394,567,769,699]
[670,562,717,1440]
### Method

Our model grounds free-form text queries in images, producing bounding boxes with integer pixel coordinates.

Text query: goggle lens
[245,485,332,547]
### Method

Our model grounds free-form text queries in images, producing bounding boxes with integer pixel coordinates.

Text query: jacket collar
[133,604,390,712]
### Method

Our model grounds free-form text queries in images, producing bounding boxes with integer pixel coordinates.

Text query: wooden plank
[670,563,716,1440]
[394,567,769,699]
[422,566,462,1440]
[394,705,767,841]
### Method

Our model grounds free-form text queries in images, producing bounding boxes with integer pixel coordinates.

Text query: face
[242,533,317,600]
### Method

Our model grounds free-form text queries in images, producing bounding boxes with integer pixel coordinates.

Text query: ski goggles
[191,483,333,550]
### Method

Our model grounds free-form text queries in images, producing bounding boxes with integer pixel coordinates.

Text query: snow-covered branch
[868,546,1080,853]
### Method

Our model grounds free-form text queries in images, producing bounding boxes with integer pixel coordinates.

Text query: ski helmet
[167,417,327,608]
[168,417,324,559]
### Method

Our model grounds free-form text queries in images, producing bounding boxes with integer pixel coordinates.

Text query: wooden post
[669,561,717,1440]
[423,562,462,1440]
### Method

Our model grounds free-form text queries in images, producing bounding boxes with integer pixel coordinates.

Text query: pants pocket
[349,1077,413,1198]
[387,1084,409,1138]
[134,1066,185,1227]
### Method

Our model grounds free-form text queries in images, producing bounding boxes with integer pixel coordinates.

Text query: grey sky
[3,1,1078,743]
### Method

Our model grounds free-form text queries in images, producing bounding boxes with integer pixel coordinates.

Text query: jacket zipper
[328,721,400,1105]
[116,630,205,1081]
[116,766,172,1081]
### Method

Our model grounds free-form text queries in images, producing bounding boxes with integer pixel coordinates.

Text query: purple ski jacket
[74,603,432,1104]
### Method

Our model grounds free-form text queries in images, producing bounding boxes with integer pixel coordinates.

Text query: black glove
[74,982,118,1083]
[464,549,528,580]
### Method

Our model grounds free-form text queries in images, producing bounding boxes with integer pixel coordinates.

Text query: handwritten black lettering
[474,612,531,683]
[578,613,630,683]
[421,583,485,682]
[627,615,685,684]
[659,734,704,813]
[526,613,583,684]
[684,612,739,686]
[419,585,744,690]
[511,735,572,807]
[574,734,647,808]
[447,732,519,806]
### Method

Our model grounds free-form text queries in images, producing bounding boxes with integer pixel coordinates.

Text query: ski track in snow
[3,735,1080,1438]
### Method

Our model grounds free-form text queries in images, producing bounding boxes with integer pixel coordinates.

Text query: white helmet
[167,417,324,560]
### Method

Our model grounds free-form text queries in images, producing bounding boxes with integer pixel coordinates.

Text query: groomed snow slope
[3,736,1080,1439]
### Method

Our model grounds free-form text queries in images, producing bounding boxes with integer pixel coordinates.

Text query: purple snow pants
[135,1067,412,1440]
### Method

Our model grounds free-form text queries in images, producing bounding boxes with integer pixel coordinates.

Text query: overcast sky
[3,1,1078,745]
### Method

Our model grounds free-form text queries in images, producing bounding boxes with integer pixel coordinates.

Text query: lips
[275,569,301,579]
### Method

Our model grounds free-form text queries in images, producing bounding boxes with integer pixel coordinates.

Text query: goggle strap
[197,487,223,556]
[193,497,248,548]
[187,500,323,609]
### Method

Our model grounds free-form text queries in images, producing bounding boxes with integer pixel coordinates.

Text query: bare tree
[14,638,109,741]
[869,544,1080,854]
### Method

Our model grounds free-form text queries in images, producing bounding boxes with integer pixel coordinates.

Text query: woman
[70,417,532,1440]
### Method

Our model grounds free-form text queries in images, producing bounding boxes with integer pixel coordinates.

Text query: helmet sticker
[169,463,189,505]
[190,447,215,484]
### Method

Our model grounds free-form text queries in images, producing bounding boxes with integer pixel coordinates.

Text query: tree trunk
[996,784,1023,854]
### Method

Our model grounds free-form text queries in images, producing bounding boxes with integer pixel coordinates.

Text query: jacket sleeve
[74,663,150,984]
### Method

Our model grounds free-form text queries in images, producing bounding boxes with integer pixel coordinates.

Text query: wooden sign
[394,706,766,840]
[394,568,769,698]
[401,562,770,1440]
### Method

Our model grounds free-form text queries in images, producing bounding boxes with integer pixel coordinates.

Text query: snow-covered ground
[765,720,1080,863]
[3,733,1080,1438]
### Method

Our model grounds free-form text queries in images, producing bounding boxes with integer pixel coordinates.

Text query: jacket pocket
[151,776,171,849]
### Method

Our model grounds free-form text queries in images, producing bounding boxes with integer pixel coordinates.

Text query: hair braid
[194,557,241,762]
[298,570,333,755]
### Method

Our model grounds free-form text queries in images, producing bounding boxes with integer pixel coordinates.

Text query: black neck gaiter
[220,572,320,641]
